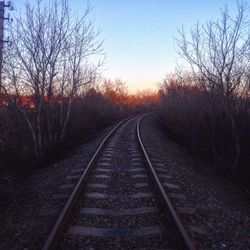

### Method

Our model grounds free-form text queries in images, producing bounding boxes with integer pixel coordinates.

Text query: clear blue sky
[14,0,239,92]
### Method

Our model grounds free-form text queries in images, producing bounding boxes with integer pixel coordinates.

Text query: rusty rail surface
[136,115,196,250]
[42,115,139,250]
[43,113,195,250]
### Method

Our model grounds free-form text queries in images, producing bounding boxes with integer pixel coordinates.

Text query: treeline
[0,77,158,172]
[158,2,250,185]
[0,0,156,172]
[101,79,159,112]
[0,0,110,171]
[0,89,119,169]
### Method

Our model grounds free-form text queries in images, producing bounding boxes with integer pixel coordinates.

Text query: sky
[14,0,240,92]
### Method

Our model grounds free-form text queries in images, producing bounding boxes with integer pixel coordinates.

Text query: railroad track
[43,115,196,250]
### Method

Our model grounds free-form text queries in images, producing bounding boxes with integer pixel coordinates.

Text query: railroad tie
[79,206,158,216]
[84,192,154,199]
[67,225,166,237]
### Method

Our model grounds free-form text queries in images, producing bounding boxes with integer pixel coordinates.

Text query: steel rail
[136,115,196,250]
[42,115,140,250]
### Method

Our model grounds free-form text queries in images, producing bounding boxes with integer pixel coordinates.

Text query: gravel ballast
[0,124,117,250]
[1,113,249,249]
[141,114,250,250]
[61,117,179,250]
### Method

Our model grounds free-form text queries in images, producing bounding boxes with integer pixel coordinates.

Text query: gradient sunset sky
[14,0,240,92]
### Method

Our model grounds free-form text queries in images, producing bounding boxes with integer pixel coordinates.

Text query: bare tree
[176,1,250,174]
[101,79,128,112]
[2,0,103,158]
[113,79,128,112]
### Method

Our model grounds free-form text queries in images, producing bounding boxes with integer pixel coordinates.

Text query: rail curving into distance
[42,115,139,250]
[43,114,196,250]
[137,114,196,250]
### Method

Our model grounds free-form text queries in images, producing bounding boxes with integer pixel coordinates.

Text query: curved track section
[43,116,138,250]
[43,114,196,250]
[137,115,196,250]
